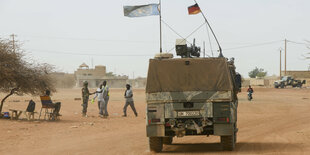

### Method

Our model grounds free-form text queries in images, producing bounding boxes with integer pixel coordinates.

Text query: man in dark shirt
[81,81,94,117]
[247,85,254,93]
[247,85,254,100]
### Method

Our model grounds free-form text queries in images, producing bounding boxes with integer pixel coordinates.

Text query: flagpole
[194,0,223,57]
[159,0,162,53]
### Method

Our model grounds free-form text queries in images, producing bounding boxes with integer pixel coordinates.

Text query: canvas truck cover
[146,58,234,103]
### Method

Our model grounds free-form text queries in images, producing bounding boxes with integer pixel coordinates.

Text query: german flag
[188,3,201,15]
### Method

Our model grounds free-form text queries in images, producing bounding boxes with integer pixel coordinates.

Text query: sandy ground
[0,87,309,155]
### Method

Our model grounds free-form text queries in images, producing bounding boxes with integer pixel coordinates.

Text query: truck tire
[297,83,302,88]
[221,135,235,151]
[280,83,285,88]
[234,123,237,143]
[163,137,173,145]
[149,137,163,152]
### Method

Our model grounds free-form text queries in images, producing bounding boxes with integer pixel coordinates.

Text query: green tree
[248,67,267,78]
[0,38,55,114]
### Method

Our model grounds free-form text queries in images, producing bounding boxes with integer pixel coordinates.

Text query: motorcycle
[247,92,253,101]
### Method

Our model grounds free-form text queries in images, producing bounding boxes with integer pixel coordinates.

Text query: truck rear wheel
[149,137,163,152]
[163,137,173,145]
[221,135,235,151]
[234,123,237,143]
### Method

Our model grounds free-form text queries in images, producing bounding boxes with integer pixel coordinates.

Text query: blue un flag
[124,4,160,17]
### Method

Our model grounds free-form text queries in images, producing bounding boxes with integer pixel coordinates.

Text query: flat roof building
[74,63,128,88]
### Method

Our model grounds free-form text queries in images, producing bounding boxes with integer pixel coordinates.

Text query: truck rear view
[146,57,240,152]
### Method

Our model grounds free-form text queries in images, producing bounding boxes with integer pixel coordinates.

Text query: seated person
[43,90,61,116]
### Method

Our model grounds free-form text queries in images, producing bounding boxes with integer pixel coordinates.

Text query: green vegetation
[248,67,267,78]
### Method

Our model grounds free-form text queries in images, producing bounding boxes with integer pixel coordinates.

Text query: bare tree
[0,38,55,114]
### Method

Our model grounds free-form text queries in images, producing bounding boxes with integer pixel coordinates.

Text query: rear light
[149,118,161,123]
[216,117,230,123]
[152,118,161,122]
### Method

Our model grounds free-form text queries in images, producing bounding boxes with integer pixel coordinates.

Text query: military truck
[145,40,241,152]
[274,76,306,88]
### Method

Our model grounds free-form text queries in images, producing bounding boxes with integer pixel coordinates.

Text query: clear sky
[0,0,309,78]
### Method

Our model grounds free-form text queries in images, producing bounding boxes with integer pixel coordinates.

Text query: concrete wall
[249,79,265,86]
[281,71,310,79]
[242,78,310,88]
[107,79,128,88]
[242,79,250,87]
[128,77,147,88]
[242,79,268,87]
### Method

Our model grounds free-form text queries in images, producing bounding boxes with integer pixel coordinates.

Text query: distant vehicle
[145,40,241,152]
[274,76,306,88]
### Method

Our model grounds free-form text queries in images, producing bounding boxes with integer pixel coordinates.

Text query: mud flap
[214,124,234,136]
[147,125,165,137]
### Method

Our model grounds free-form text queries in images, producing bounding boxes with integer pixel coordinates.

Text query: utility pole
[10,34,16,52]
[284,39,287,76]
[159,0,162,53]
[203,41,205,58]
[280,49,282,79]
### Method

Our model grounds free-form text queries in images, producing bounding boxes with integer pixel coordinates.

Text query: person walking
[123,84,138,117]
[81,81,94,117]
[92,84,105,117]
[102,81,110,117]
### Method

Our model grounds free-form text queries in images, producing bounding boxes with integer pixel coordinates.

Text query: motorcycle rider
[247,85,254,100]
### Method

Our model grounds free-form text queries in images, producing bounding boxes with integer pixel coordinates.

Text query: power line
[287,40,309,45]
[1,34,174,44]
[27,40,284,57]
[26,40,286,56]
[223,40,283,51]
[26,49,154,57]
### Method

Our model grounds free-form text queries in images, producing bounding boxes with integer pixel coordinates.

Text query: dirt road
[0,88,309,155]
